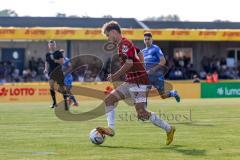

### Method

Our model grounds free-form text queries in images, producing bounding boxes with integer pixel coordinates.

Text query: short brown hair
[144,32,152,37]
[102,21,121,36]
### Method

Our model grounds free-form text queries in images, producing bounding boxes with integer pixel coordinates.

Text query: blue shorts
[64,74,73,88]
[148,75,165,93]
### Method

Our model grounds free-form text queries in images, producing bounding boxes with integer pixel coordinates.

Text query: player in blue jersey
[142,32,180,102]
[62,57,79,107]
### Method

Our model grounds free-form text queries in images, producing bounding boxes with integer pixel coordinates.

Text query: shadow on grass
[173,122,215,127]
[99,145,163,150]
[161,145,207,156]
[99,145,206,156]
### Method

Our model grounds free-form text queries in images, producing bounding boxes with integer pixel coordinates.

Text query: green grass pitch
[0,98,240,160]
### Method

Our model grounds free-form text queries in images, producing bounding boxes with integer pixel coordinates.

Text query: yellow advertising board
[0,81,200,103]
[1,27,240,41]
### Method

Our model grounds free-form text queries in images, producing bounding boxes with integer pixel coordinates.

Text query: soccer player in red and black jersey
[97,21,175,145]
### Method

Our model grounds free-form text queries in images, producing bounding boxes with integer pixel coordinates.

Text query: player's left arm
[155,55,166,68]
[150,47,166,73]
[108,42,134,81]
[54,58,64,64]
[108,59,133,81]
[54,50,64,64]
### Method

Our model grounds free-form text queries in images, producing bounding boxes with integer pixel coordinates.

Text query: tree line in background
[0,9,18,17]
[144,14,180,21]
[0,9,181,21]
[0,9,231,22]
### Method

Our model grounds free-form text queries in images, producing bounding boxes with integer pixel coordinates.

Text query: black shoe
[64,104,69,111]
[50,103,57,109]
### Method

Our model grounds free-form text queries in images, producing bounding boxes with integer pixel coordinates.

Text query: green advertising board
[201,82,240,98]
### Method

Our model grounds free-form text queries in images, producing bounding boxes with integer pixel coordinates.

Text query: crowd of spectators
[165,55,197,80]
[200,55,240,79]
[163,55,240,80]
[0,57,46,83]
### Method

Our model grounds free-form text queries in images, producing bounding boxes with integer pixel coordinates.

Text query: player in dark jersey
[97,21,175,145]
[44,40,68,110]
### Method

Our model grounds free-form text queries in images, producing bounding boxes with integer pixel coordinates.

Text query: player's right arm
[44,54,49,74]
[44,61,49,74]
[136,47,144,64]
